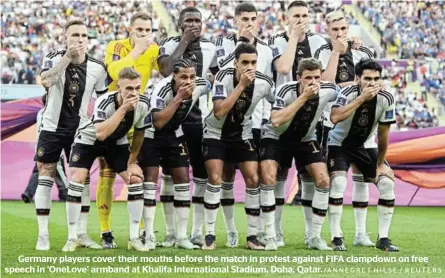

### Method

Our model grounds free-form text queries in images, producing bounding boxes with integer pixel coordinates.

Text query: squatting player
[328,59,399,252]
[65,68,151,252]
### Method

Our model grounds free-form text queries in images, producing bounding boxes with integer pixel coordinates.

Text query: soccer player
[215,2,278,248]
[266,0,330,247]
[261,58,336,251]
[139,59,211,249]
[34,19,108,251]
[202,43,275,250]
[327,59,399,252]
[99,12,159,248]
[65,67,151,252]
[157,7,218,247]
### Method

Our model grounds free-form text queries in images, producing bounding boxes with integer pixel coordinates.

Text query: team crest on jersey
[156,99,165,109]
[336,97,347,106]
[215,85,224,96]
[358,113,368,126]
[339,71,350,82]
[44,60,53,69]
[97,111,107,120]
[217,49,225,57]
[37,147,45,157]
[330,158,335,167]
[71,153,80,162]
[202,145,209,157]
[276,99,285,108]
[385,110,394,120]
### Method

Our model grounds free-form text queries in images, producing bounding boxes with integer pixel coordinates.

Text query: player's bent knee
[130,175,143,185]
[377,176,395,200]
[314,173,330,189]
[38,162,57,177]
[208,173,222,185]
[330,174,347,198]
[70,167,89,184]
[245,174,259,188]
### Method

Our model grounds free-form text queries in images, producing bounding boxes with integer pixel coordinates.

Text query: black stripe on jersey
[215,68,235,82]
[307,31,315,37]
[314,43,330,59]
[255,72,273,87]
[196,80,207,87]
[159,36,180,46]
[277,84,295,99]
[87,56,106,71]
[98,94,115,110]
[226,34,236,41]
[358,46,375,58]
[216,36,223,46]
[96,88,108,96]
[320,82,336,90]
[257,40,268,47]
[341,85,359,97]
[158,83,172,99]
[46,50,66,59]
[378,91,394,106]
[199,37,212,43]
[219,53,235,68]
[139,95,150,107]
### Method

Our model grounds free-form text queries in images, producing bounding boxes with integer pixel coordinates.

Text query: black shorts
[182,124,207,179]
[366,147,390,167]
[34,130,75,163]
[327,145,377,181]
[202,138,257,163]
[139,136,189,169]
[69,143,129,173]
[252,128,261,155]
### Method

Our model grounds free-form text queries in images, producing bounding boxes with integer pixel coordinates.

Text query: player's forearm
[322,50,341,82]
[158,41,189,77]
[40,55,71,88]
[262,99,272,122]
[153,97,182,129]
[271,96,308,127]
[214,84,245,119]
[274,38,298,73]
[96,108,127,141]
[128,129,145,165]
[330,95,366,124]
[107,55,136,80]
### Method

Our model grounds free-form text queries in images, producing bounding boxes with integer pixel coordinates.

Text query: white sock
[352,174,368,236]
[78,176,90,235]
[35,176,54,236]
[143,182,157,237]
[329,173,347,240]
[204,183,221,236]
[221,181,237,233]
[160,175,176,236]
[311,187,329,238]
[245,187,260,237]
[66,181,84,240]
[274,178,286,235]
[300,175,315,237]
[127,183,143,240]
[260,184,276,239]
[174,183,190,240]
[191,177,206,237]
[377,176,395,239]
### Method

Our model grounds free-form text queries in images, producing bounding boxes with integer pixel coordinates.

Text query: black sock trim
[352,201,369,208]
[128,194,143,201]
[378,199,395,207]
[81,206,90,213]
[312,207,327,216]
[192,196,204,204]
[275,198,285,205]
[301,199,312,207]
[144,199,156,207]
[174,200,190,207]
[245,208,260,216]
[66,195,81,203]
[204,202,220,210]
[261,205,276,213]
[329,197,343,205]
[220,198,235,206]
[36,209,50,215]
[160,195,174,202]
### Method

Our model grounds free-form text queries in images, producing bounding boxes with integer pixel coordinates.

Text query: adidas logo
[298,50,304,55]
[98,204,109,210]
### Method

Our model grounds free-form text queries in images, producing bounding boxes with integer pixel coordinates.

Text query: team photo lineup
[29,0,405,254]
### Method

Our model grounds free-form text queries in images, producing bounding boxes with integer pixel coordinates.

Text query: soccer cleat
[226,232,239,248]
[128,238,150,251]
[202,235,216,250]
[22,193,33,203]
[353,233,375,247]
[101,232,117,249]
[77,234,102,249]
[140,230,146,245]
[376,237,399,252]
[62,238,79,252]
[36,234,50,251]
[161,234,176,248]
[264,237,278,251]
[145,234,157,250]
[276,232,285,247]
[190,234,205,247]
[308,236,333,251]
[246,235,265,250]
[331,237,347,251]
[257,232,267,246]
[175,238,200,249]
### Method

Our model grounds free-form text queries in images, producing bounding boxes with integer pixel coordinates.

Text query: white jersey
[204,68,275,141]
[40,51,108,133]
[262,81,337,143]
[74,92,151,146]
[158,36,217,124]
[268,32,330,87]
[146,76,212,139]
[216,34,279,129]
[328,84,396,148]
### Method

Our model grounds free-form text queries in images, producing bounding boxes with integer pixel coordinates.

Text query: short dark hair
[179,7,201,22]
[355,58,383,77]
[234,43,257,60]
[235,2,257,16]
[173,58,195,73]
[64,19,85,32]
[130,12,152,25]
[288,0,308,11]
[297,58,322,76]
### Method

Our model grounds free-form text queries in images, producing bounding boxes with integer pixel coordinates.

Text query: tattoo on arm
[40,56,71,88]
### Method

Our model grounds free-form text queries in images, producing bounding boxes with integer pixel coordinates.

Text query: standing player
[98,12,159,248]
[327,59,399,252]
[65,68,151,252]
[34,19,108,251]
[261,58,336,250]
[215,2,278,247]
[201,43,275,250]
[157,7,218,247]
[139,59,211,249]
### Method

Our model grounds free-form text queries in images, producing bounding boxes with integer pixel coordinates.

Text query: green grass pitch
[1,201,444,277]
